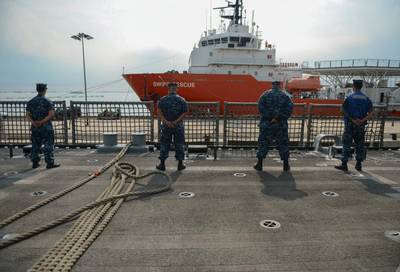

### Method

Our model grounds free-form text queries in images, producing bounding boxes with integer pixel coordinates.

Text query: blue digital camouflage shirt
[342,91,372,126]
[258,87,293,124]
[158,93,188,122]
[26,95,54,128]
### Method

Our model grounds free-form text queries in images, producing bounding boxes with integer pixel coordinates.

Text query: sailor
[26,83,60,169]
[156,82,188,171]
[335,79,373,172]
[254,81,293,171]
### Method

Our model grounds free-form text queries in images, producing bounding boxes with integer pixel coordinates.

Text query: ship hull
[123,73,342,114]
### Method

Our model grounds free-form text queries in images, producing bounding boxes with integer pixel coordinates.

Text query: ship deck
[0,148,399,271]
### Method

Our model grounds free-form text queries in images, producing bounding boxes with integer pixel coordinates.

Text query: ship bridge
[303,59,400,87]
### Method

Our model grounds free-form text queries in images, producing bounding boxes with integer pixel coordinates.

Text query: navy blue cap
[353,79,363,89]
[167,82,178,87]
[272,81,280,85]
[36,83,47,92]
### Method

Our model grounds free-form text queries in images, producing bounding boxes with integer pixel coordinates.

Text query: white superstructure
[188,0,302,82]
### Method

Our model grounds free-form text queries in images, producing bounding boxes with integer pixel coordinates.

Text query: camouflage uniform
[26,95,55,165]
[158,93,188,161]
[341,92,373,163]
[256,87,293,160]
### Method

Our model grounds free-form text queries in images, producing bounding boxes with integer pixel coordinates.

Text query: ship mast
[214,0,244,25]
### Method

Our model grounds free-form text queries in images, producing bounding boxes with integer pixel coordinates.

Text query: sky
[0,0,399,92]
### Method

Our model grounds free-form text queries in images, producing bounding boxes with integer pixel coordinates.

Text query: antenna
[210,0,213,31]
[251,10,255,35]
[205,9,208,35]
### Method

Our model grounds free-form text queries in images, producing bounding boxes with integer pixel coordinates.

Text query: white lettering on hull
[153,82,196,88]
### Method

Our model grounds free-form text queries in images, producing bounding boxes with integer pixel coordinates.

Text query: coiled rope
[0,145,172,272]
[0,144,132,229]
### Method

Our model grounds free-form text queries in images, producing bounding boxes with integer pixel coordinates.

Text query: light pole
[71,33,93,125]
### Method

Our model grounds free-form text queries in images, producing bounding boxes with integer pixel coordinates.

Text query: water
[0,88,139,104]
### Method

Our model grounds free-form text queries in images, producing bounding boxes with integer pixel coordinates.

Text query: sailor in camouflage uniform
[335,79,373,172]
[156,82,188,171]
[26,83,60,169]
[254,81,293,171]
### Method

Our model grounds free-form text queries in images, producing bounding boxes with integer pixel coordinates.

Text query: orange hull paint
[123,73,343,114]
[124,73,271,103]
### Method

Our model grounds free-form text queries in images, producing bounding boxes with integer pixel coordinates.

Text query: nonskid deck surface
[0,149,399,271]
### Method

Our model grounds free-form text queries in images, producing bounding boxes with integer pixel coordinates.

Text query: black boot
[32,162,40,169]
[283,160,290,172]
[46,163,60,169]
[334,163,348,172]
[254,158,263,171]
[177,160,186,171]
[355,161,362,171]
[156,160,166,171]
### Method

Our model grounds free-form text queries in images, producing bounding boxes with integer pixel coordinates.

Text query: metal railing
[306,104,386,147]
[0,101,68,145]
[313,59,400,69]
[156,102,220,145]
[183,102,220,145]
[0,100,398,149]
[70,101,154,145]
[223,102,308,147]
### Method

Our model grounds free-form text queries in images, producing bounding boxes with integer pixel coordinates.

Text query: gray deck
[0,148,399,271]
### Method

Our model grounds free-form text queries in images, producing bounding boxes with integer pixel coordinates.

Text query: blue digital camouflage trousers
[256,122,290,160]
[31,126,55,164]
[159,123,185,161]
[342,123,366,163]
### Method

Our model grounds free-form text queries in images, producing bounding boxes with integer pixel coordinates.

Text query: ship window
[230,36,239,42]
[214,39,221,44]
[238,37,251,47]
[208,40,214,45]
[228,43,235,48]
[221,37,228,43]
[201,41,207,46]
[209,52,213,57]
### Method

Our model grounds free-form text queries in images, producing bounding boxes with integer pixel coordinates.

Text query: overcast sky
[0,0,399,91]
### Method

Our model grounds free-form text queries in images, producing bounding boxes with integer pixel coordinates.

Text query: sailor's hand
[32,121,41,128]
[165,121,174,128]
[353,118,362,126]
[271,118,277,123]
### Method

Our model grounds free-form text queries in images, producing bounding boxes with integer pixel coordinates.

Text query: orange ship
[123,0,342,111]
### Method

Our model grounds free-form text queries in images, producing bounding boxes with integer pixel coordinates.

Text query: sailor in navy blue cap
[254,80,293,171]
[335,79,373,172]
[156,82,188,171]
[26,83,60,169]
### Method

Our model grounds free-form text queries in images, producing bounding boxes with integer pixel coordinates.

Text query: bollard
[131,133,146,146]
[103,133,118,147]
[8,146,13,158]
